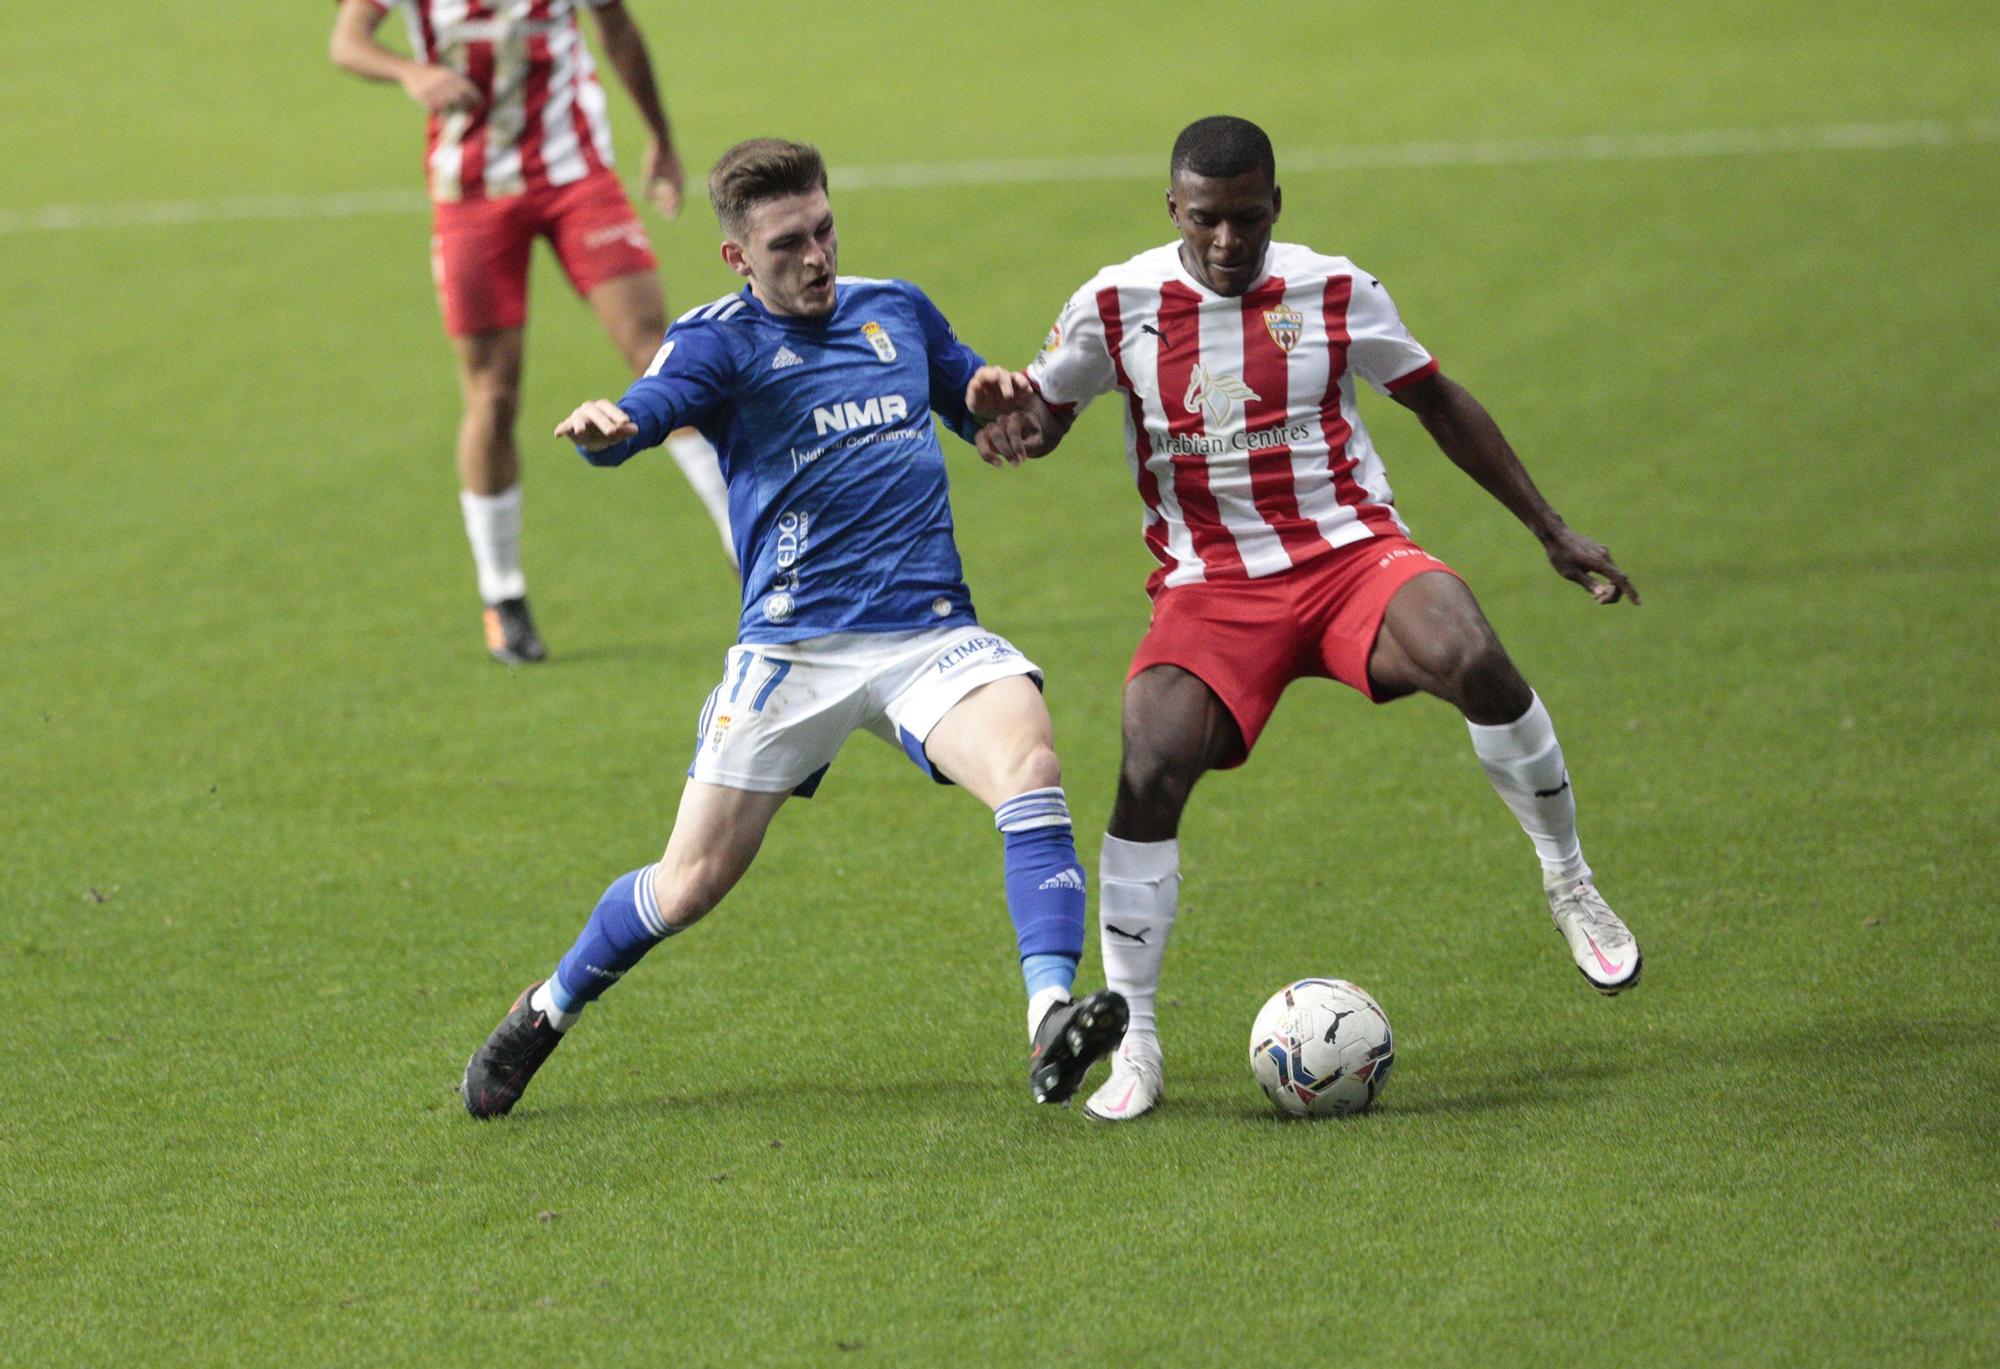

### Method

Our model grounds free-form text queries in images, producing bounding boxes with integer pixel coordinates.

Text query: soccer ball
[1248,979,1395,1118]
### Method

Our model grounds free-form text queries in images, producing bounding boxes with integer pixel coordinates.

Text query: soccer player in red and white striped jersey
[971,116,1644,1121]
[331,0,733,663]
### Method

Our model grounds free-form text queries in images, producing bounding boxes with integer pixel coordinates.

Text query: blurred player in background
[459,139,1126,1118]
[971,115,1642,1122]
[330,0,734,664]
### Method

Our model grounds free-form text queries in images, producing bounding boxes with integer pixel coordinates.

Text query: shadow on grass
[1154,1053,1634,1126]
[525,642,672,670]
[475,1076,1000,1129]
[448,1013,1999,1134]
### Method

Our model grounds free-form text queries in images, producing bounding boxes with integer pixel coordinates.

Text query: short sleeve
[1026,283,1118,412]
[582,320,738,466]
[1344,271,1437,395]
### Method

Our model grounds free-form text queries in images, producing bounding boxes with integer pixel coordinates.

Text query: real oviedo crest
[1263,306,1303,354]
[861,321,896,363]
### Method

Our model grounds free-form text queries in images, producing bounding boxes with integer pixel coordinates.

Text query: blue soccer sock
[545,864,679,1026]
[995,787,1085,1026]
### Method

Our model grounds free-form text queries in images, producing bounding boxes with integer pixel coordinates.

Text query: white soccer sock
[460,485,526,604]
[1466,692,1589,885]
[664,430,738,572]
[1027,985,1071,1042]
[528,980,579,1032]
[1098,834,1180,1054]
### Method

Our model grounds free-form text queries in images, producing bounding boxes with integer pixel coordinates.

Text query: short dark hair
[707,139,829,238]
[1170,116,1276,183]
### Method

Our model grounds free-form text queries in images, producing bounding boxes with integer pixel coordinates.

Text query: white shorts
[688,626,1043,796]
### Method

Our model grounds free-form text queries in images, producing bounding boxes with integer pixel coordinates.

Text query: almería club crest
[1264,306,1303,354]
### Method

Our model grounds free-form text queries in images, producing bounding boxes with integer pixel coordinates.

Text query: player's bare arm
[587,1,684,219]
[1394,370,1639,606]
[555,400,639,452]
[328,0,481,115]
[965,368,1074,468]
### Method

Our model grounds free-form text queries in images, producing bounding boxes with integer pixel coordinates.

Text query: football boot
[461,981,565,1118]
[1083,1038,1164,1122]
[1547,876,1642,994]
[483,596,547,665]
[1029,988,1128,1106]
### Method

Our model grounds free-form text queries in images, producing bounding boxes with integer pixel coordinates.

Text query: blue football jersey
[580,276,988,644]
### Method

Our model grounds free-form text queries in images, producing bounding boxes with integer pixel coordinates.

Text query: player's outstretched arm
[329,0,482,115]
[966,367,1074,468]
[1394,370,1639,605]
[555,400,640,458]
[587,2,683,219]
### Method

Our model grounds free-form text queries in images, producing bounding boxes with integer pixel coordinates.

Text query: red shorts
[1128,535,1461,767]
[429,171,657,336]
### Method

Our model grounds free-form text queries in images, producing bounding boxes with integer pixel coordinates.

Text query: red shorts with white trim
[429,171,656,336]
[1127,534,1461,767]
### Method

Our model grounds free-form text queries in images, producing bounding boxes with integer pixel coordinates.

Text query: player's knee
[1117,738,1198,817]
[1432,629,1528,718]
[466,373,521,426]
[1425,622,1505,692]
[1009,742,1062,795]
[650,860,727,932]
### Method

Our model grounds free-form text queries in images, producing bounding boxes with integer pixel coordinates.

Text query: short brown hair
[707,139,829,239]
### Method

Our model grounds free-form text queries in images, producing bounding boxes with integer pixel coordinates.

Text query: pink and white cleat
[1547,876,1642,994]
[1083,1040,1164,1122]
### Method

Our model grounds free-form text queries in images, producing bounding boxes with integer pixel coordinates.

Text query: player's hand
[555,400,639,452]
[964,366,1037,420]
[401,65,482,117]
[644,139,684,220]
[1543,526,1640,605]
[976,410,1051,468]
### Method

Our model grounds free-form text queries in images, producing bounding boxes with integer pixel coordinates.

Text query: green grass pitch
[4,2,1997,1362]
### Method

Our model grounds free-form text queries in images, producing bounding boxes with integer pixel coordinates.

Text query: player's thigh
[1120,664,1243,781]
[652,780,789,922]
[873,627,1047,799]
[1367,571,1520,707]
[584,271,668,373]
[1106,666,1239,841]
[921,675,1059,809]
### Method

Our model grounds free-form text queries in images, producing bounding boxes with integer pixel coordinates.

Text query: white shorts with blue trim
[688,625,1043,796]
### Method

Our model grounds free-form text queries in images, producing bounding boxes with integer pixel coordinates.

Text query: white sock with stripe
[1466,692,1590,885]
[1098,834,1180,1059]
[460,485,526,604]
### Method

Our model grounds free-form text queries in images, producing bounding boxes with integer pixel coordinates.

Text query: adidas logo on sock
[1037,868,1085,892]
[771,345,805,371]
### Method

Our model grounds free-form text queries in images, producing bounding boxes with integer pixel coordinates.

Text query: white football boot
[1083,1038,1164,1121]
[1547,876,1642,994]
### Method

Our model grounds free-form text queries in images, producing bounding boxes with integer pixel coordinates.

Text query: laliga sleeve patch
[643,340,676,377]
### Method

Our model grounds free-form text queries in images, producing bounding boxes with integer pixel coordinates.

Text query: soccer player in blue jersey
[460,139,1127,1117]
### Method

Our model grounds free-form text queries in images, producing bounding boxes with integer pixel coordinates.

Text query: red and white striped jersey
[1027,241,1441,593]
[367,0,619,203]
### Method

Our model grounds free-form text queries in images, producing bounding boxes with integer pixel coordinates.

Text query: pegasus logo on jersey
[1182,365,1260,425]
[812,395,910,436]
